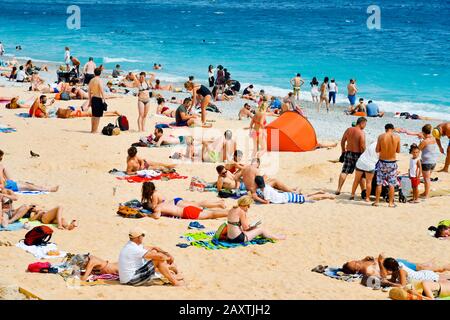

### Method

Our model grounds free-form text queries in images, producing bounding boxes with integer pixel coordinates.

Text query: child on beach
[409,144,422,203]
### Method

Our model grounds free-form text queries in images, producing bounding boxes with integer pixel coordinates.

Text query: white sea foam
[102,57,141,64]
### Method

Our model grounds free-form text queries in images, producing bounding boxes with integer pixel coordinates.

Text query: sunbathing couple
[342,254,450,299]
[0,190,76,230]
[126,147,176,175]
[141,181,228,220]
[56,107,121,119]
[217,158,335,204]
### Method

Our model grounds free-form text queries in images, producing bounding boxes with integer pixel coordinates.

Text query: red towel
[117,172,188,183]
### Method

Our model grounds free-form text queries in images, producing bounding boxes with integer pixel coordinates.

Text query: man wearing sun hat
[432,122,450,173]
[118,227,183,286]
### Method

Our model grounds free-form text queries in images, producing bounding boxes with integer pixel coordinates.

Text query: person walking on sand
[290,73,304,101]
[133,72,155,132]
[318,77,329,112]
[328,78,338,110]
[419,124,440,199]
[64,47,71,71]
[432,122,450,172]
[87,68,106,133]
[119,227,183,286]
[310,77,319,105]
[372,123,401,208]
[347,79,358,111]
[335,117,367,195]
[70,56,81,77]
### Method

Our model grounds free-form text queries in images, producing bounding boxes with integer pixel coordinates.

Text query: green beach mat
[182,231,275,250]
[19,218,56,228]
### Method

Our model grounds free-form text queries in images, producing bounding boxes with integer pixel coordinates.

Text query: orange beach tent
[266,111,318,152]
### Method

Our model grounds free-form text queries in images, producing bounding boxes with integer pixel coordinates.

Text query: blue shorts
[175,120,188,127]
[5,180,19,192]
[396,259,417,271]
[348,95,356,105]
[173,197,183,205]
[239,181,247,191]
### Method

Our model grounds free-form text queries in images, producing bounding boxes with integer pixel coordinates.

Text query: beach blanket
[320,267,363,282]
[15,191,49,195]
[0,221,25,231]
[16,240,67,259]
[0,124,16,133]
[181,231,275,250]
[117,172,188,183]
[18,218,56,228]
[16,113,30,118]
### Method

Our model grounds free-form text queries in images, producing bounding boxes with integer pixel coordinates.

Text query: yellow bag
[117,206,145,219]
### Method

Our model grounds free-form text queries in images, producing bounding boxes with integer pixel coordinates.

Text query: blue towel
[16,113,30,118]
[0,222,24,231]
[15,191,49,195]
[0,128,16,133]
[323,267,363,282]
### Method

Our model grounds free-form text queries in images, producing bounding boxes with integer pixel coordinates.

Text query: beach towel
[16,240,67,259]
[0,221,24,231]
[15,191,49,195]
[117,172,188,183]
[16,113,30,118]
[0,124,16,133]
[319,267,363,282]
[19,218,56,228]
[180,231,275,250]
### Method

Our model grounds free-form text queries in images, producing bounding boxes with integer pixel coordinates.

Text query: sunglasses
[220,170,228,176]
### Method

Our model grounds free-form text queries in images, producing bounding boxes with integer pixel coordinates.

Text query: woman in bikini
[133,72,155,132]
[141,182,226,212]
[184,81,212,125]
[156,97,176,118]
[26,205,77,230]
[226,196,286,243]
[248,101,268,157]
[154,79,173,91]
[78,254,119,281]
[318,76,329,112]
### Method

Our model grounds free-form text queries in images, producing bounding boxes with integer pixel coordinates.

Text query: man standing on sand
[64,47,71,71]
[432,122,450,173]
[335,117,367,195]
[290,73,304,101]
[87,68,106,133]
[70,56,81,77]
[372,123,401,207]
[83,57,96,85]
[347,79,358,111]
[0,42,4,56]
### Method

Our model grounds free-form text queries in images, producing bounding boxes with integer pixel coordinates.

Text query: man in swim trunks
[152,128,185,146]
[432,122,450,172]
[87,68,106,133]
[235,158,300,204]
[335,117,367,195]
[83,57,96,85]
[175,97,197,127]
[347,79,357,110]
[290,73,304,101]
[126,146,175,175]
[151,202,228,220]
[372,123,400,207]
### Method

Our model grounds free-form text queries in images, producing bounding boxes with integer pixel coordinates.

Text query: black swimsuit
[196,85,211,97]
[227,221,247,243]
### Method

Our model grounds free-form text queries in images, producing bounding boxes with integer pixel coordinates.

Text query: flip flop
[188,221,205,230]
[176,243,190,248]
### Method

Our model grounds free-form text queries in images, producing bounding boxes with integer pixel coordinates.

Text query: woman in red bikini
[156,97,176,118]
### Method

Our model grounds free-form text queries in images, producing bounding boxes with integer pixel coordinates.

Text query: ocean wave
[102,57,141,64]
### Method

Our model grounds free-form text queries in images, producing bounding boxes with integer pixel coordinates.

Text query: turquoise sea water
[0,0,449,119]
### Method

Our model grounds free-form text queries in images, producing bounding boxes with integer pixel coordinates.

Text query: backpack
[213,222,228,241]
[102,123,120,136]
[24,226,53,246]
[60,92,71,101]
[116,115,129,131]
[27,262,51,273]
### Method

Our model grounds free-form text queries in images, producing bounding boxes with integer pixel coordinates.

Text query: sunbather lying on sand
[342,254,450,278]
[126,146,176,175]
[156,97,176,118]
[226,196,286,243]
[429,221,450,239]
[0,188,31,228]
[254,175,335,204]
[141,182,226,213]
[419,280,450,299]
[152,127,186,146]
[23,205,77,230]
[56,107,121,119]
[70,254,119,281]
[234,158,300,203]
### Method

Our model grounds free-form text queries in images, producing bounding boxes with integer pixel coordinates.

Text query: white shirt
[65,50,70,62]
[118,241,148,284]
[16,70,27,81]
[261,185,289,204]
[328,82,337,93]
[409,158,419,177]
[355,142,378,172]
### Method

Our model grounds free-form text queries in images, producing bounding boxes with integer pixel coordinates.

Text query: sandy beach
[0,65,449,300]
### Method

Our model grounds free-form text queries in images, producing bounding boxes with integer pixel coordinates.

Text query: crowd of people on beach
[0,44,449,296]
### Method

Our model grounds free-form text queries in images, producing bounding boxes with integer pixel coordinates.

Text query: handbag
[102,101,108,111]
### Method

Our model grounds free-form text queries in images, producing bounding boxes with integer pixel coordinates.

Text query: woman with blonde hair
[226,196,286,243]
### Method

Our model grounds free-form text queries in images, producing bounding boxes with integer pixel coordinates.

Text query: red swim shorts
[182,206,202,219]
[410,177,420,188]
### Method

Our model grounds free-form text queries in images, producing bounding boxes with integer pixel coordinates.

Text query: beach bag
[117,205,145,219]
[24,226,53,246]
[60,92,70,101]
[27,262,51,273]
[116,115,129,131]
[102,123,120,136]
[214,222,228,241]
[5,97,18,109]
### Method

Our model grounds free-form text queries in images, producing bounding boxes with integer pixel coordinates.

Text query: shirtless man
[432,122,450,172]
[335,117,367,195]
[83,57,96,85]
[0,150,59,193]
[238,103,254,120]
[215,165,243,192]
[350,98,366,115]
[87,68,106,133]
[347,79,358,110]
[70,56,81,77]
[70,87,89,100]
[290,73,304,101]
[235,158,299,204]
[224,150,245,175]
[372,123,400,207]
[152,128,185,147]
[126,146,175,175]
